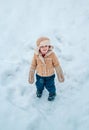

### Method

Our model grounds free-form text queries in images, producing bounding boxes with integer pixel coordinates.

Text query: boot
[48,93,56,101]
[36,91,42,98]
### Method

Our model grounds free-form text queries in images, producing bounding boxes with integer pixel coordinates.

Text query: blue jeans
[35,74,56,94]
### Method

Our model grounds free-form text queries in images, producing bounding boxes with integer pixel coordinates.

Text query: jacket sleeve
[52,53,65,82]
[30,54,37,71]
[28,54,37,84]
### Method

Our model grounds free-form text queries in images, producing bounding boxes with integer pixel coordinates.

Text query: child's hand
[58,74,65,82]
[28,70,35,84]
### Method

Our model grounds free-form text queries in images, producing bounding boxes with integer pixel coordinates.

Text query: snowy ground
[0,0,89,130]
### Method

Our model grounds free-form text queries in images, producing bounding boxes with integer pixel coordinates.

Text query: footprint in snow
[1,71,15,86]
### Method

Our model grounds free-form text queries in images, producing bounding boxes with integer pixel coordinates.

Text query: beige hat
[36,37,51,47]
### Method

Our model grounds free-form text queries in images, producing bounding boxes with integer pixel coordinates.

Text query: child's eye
[41,45,48,48]
[41,46,44,48]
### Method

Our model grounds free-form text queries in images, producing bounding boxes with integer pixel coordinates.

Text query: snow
[0,0,89,130]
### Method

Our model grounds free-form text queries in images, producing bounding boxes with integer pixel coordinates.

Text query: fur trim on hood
[35,46,53,64]
[34,37,54,64]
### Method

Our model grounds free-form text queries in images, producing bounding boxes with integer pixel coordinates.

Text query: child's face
[40,45,49,54]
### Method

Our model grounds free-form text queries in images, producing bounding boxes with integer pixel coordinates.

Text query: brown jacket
[30,51,60,77]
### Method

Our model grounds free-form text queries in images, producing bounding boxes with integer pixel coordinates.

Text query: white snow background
[0,0,89,130]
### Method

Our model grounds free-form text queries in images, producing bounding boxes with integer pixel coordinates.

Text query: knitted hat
[36,37,51,48]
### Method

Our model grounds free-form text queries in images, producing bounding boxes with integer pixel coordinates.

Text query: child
[28,37,64,101]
